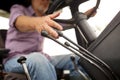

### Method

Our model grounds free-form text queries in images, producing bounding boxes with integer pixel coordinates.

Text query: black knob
[17,56,27,64]
[70,55,75,61]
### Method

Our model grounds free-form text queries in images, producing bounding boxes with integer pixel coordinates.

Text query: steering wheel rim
[46,0,66,14]
[46,0,101,18]
[87,0,100,18]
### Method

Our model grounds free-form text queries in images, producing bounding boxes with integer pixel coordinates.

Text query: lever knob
[17,56,27,64]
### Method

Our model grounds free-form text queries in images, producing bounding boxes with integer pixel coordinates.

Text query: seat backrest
[79,11,120,80]
[0,29,7,48]
[0,29,9,58]
[0,34,4,48]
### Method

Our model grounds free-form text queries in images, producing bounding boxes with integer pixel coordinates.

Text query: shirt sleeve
[9,4,26,28]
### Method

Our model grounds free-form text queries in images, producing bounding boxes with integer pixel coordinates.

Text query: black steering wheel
[46,0,100,19]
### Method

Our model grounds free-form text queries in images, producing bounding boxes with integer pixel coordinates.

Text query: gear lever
[17,56,31,80]
[70,55,89,80]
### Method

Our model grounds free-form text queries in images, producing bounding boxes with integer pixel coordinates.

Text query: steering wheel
[46,0,100,19]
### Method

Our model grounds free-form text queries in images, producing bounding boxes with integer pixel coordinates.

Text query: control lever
[70,55,89,80]
[17,56,31,80]
[41,30,112,80]
[57,30,117,80]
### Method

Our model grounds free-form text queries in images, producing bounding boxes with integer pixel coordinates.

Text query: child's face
[32,0,50,16]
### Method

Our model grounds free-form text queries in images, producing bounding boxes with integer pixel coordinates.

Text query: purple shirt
[5,4,49,62]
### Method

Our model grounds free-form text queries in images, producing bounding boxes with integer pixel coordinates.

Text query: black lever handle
[17,56,26,64]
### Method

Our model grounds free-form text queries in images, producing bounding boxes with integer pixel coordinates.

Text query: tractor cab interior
[0,0,120,80]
